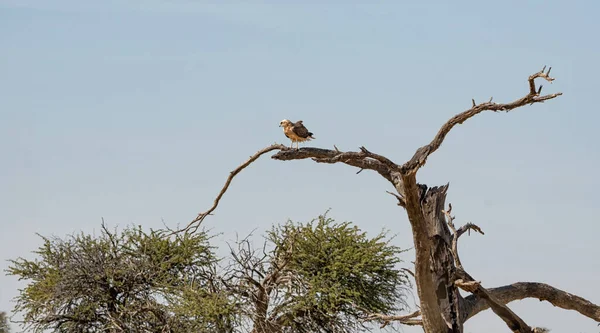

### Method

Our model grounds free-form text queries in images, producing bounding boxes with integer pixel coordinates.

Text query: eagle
[279,119,315,149]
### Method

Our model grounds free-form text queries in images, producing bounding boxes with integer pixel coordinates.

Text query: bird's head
[279,119,292,127]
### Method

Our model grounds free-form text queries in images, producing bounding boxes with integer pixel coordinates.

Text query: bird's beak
[278,124,282,127]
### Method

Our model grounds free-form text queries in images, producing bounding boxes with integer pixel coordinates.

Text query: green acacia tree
[6,224,227,333]
[0,311,10,333]
[219,214,410,333]
[7,215,409,333]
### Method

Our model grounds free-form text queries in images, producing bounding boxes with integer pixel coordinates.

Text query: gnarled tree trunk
[418,185,463,332]
[180,67,600,333]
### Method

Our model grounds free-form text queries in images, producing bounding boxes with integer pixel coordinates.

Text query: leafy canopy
[259,214,410,332]
[7,214,411,333]
[0,311,10,333]
[6,225,221,333]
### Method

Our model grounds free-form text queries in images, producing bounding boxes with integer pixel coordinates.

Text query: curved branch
[455,275,541,333]
[175,145,399,235]
[272,146,397,183]
[401,66,563,174]
[443,205,544,332]
[463,282,600,323]
[363,310,423,328]
[456,222,484,239]
[171,144,289,235]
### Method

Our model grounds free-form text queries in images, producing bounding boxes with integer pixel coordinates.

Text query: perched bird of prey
[279,119,315,149]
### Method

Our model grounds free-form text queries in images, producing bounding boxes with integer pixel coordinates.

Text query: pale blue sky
[1,1,599,332]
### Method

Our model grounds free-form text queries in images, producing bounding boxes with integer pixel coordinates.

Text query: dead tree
[177,67,600,333]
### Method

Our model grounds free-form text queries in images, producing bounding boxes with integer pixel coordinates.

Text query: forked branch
[443,203,484,270]
[455,272,547,333]
[363,310,423,328]
[442,204,543,332]
[401,66,562,174]
[463,282,600,323]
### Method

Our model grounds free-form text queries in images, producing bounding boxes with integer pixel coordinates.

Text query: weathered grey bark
[462,282,600,323]
[184,67,600,333]
[420,185,463,332]
[454,273,539,333]
[388,66,564,333]
[397,177,458,333]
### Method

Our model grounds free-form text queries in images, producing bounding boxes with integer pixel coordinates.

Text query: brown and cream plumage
[279,119,315,149]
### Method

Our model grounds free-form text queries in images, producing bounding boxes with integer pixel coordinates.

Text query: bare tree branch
[463,282,600,323]
[169,144,289,235]
[401,66,562,175]
[440,202,599,328]
[442,204,543,332]
[456,222,484,238]
[443,203,484,270]
[363,310,423,328]
[386,190,406,208]
[455,273,546,333]
[529,65,553,95]
[172,144,403,236]
[272,147,398,183]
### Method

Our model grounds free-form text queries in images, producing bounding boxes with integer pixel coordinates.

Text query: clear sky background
[1,1,599,332]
